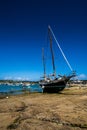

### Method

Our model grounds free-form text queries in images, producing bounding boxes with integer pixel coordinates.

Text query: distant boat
[39,26,76,93]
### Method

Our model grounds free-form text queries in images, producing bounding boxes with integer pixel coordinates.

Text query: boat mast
[49,25,73,72]
[48,26,56,77]
[42,48,46,79]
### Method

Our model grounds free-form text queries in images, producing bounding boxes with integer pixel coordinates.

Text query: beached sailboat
[39,26,76,93]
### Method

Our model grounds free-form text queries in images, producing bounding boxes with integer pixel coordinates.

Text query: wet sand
[0,87,87,130]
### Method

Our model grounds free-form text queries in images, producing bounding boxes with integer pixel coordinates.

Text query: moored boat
[39,26,76,93]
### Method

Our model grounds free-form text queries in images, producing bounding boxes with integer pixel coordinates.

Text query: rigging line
[48,25,73,72]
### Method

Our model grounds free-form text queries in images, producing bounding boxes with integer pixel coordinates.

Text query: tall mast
[42,48,46,79]
[49,25,73,71]
[48,26,56,77]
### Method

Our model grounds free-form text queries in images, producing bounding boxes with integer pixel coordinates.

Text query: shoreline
[0,86,87,130]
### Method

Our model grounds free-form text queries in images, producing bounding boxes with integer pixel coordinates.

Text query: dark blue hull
[42,85,66,93]
[39,79,66,93]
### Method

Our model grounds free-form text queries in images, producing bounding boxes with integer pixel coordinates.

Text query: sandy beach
[0,87,87,130]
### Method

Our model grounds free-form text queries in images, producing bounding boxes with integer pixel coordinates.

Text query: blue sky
[0,0,87,80]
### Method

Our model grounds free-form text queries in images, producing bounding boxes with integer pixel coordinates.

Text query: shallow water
[0,84,42,95]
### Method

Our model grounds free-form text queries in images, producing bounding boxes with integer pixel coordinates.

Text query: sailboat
[39,26,76,93]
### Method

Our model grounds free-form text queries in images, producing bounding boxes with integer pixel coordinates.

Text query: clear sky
[0,0,87,80]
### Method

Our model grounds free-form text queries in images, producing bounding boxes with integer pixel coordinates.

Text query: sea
[0,84,43,95]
